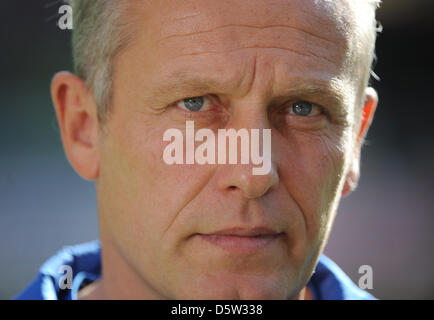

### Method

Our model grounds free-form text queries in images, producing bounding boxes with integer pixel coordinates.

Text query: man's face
[96,0,360,299]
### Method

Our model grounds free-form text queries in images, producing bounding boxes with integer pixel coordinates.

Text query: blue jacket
[14,240,376,300]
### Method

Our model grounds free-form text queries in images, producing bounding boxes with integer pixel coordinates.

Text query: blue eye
[178,96,206,112]
[291,101,313,116]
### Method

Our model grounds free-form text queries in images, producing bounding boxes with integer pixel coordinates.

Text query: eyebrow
[146,70,350,112]
[278,79,351,111]
[147,70,238,103]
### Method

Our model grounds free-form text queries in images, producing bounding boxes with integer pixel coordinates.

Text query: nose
[215,108,279,199]
[217,162,279,199]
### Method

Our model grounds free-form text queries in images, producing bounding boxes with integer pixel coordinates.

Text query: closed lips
[196,228,285,253]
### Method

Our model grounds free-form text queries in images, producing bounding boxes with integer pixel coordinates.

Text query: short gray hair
[69,0,382,123]
[350,0,383,105]
[69,0,133,122]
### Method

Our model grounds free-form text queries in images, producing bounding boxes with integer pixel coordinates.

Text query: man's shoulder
[308,254,376,300]
[14,241,101,300]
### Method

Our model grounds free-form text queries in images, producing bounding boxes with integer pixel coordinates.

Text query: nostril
[229,186,237,190]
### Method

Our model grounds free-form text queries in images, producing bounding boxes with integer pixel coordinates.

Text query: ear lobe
[51,72,100,181]
[341,87,378,197]
[341,150,360,198]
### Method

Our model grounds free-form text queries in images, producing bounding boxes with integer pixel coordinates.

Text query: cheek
[99,115,215,256]
[277,129,348,243]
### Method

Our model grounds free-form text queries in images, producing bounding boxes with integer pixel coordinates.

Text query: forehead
[122,0,357,99]
[154,0,353,41]
[131,0,355,50]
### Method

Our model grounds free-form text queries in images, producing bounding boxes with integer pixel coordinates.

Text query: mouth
[196,227,285,253]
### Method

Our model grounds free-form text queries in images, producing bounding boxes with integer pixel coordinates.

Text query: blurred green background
[1,0,433,299]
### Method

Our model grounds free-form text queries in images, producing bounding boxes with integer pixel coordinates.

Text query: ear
[341,87,378,197]
[51,72,100,181]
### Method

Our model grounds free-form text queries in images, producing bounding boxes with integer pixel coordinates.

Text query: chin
[175,272,299,300]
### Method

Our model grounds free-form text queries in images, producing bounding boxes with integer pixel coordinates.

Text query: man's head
[51,0,380,299]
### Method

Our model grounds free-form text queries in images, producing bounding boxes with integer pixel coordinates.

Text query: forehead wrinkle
[156,22,348,71]
[158,24,346,62]
[171,46,339,70]
[158,23,342,48]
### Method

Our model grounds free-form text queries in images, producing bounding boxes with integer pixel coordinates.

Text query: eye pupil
[184,97,204,111]
[292,101,312,116]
